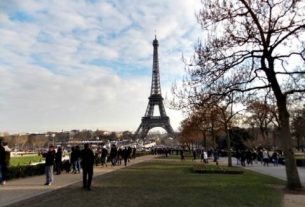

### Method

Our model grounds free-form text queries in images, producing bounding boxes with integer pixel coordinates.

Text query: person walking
[71,146,81,173]
[43,145,55,185]
[0,139,7,185]
[74,145,81,173]
[117,147,122,166]
[70,147,77,173]
[192,149,197,160]
[263,149,269,166]
[272,151,279,166]
[236,150,241,165]
[2,142,11,185]
[246,149,253,165]
[81,143,95,191]
[109,144,118,166]
[55,147,63,175]
[101,146,108,167]
[258,149,264,165]
[240,150,246,167]
[213,149,219,165]
[203,150,208,163]
[180,149,184,160]
[122,147,129,166]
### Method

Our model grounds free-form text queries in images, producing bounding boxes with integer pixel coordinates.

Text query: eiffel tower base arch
[135,117,174,139]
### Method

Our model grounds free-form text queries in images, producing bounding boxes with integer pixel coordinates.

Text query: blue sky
[0,0,202,134]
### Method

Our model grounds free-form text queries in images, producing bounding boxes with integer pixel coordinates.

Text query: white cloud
[0,0,201,133]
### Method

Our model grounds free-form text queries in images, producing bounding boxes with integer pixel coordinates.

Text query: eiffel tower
[135,36,174,139]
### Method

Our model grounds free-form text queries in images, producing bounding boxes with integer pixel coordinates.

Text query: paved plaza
[219,157,305,184]
[0,155,156,207]
[219,157,305,207]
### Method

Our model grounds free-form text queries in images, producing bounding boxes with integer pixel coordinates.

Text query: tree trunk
[277,97,302,189]
[202,131,207,149]
[211,122,216,148]
[265,57,302,189]
[225,124,232,167]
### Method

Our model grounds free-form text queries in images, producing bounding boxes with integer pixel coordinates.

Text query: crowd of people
[150,146,284,168]
[151,147,219,164]
[42,143,137,190]
[235,148,283,167]
[100,144,136,167]
[42,144,95,190]
[0,140,137,190]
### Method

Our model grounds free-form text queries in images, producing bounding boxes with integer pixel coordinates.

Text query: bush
[6,152,150,180]
[7,164,45,180]
[296,158,305,167]
[193,164,244,174]
[135,151,150,157]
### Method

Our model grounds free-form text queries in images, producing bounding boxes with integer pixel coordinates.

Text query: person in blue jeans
[43,145,55,185]
[74,145,81,173]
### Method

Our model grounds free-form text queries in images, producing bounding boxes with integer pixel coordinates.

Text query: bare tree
[185,104,225,150]
[246,98,279,141]
[179,117,202,150]
[186,109,210,149]
[207,96,241,167]
[176,0,305,189]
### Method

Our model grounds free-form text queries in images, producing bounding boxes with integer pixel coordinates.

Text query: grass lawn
[9,159,284,207]
[10,155,44,166]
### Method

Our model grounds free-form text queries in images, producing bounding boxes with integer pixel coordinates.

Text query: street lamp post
[52,134,55,146]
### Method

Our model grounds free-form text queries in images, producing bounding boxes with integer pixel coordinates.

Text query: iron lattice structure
[135,37,174,139]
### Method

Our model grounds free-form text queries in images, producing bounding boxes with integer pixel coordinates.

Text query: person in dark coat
[240,150,246,167]
[43,145,55,185]
[122,147,129,166]
[109,144,118,166]
[101,146,108,167]
[117,147,122,166]
[81,143,95,191]
[127,146,132,161]
[180,149,184,160]
[55,147,63,175]
[0,138,7,185]
[70,147,77,173]
[1,142,11,185]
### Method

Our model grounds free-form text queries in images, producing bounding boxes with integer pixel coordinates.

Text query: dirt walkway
[283,192,305,207]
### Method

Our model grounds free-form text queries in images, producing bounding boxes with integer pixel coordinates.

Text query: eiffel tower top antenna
[151,34,161,95]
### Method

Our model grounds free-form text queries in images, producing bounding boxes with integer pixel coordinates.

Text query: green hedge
[296,158,305,167]
[6,152,150,180]
[10,155,43,167]
[7,164,45,180]
[193,164,244,174]
[135,151,151,157]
